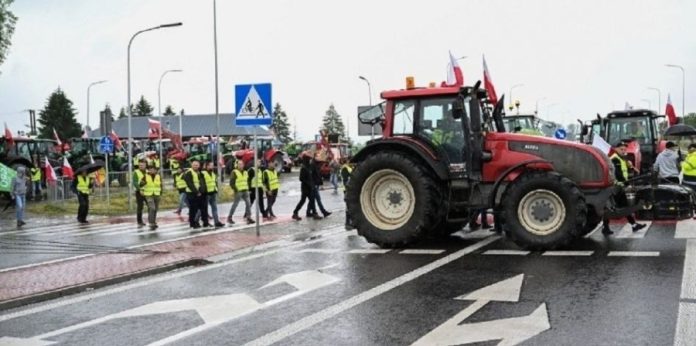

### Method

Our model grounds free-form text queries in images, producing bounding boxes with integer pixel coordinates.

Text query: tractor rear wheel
[501,171,587,250]
[347,151,442,247]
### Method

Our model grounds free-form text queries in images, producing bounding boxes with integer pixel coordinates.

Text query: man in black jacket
[309,158,331,218]
[183,160,210,229]
[292,155,320,220]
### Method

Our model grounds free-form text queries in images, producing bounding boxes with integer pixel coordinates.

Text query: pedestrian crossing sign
[235,83,272,126]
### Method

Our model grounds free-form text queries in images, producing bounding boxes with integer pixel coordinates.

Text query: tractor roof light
[406,76,416,89]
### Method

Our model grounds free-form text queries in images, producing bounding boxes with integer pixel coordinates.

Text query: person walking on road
[310,158,332,218]
[292,155,318,221]
[654,141,681,184]
[228,160,255,225]
[329,158,340,194]
[202,161,225,228]
[340,158,353,230]
[30,161,42,200]
[133,160,147,227]
[11,166,28,228]
[248,159,268,220]
[681,144,696,190]
[173,166,188,215]
[602,141,646,235]
[183,160,210,229]
[263,162,280,220]
[71,170,94,224]
[140,165,162,230]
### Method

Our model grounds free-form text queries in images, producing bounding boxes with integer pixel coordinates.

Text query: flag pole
[254,125,260,237]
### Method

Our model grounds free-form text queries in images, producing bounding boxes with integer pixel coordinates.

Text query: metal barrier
[45,170,174,202]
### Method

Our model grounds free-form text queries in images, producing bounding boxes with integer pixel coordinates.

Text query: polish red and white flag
[53,128,63,146]
[445,51,464,87]
[483,55,498,105]
[44,157,58,185]
[62,156,74,179]
[665,94,678,126]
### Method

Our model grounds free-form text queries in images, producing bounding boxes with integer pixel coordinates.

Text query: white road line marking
[607,251,660,257]
[399,249,446,255]
[482,250,530,256]
[296,249,341,254]
[615,222,651,239]
[542,251,594,256]
[347,249,391,254]
[675,240,696,345]
[242,236,499,346]
[455,229,494,239]
[675,219,696,239]
[0,226,348,322]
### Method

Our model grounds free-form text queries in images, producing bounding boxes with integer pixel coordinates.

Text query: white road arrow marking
[413,274,550,346]
[0,269,339,346]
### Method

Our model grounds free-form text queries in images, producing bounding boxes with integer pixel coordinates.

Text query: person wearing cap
[681,143,696,190]
[140,165,162,230]
[602,141,646,235]
[653,141,681,184]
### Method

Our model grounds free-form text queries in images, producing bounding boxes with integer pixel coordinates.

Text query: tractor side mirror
[580,125,589,136]
[452,99,465,119]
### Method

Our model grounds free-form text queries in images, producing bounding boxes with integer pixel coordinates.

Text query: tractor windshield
[503,117,535,133]
[417,97,464,163]
[607,116,652,145]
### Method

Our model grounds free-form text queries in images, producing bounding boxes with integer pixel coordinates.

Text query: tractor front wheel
[347,151,442,247]
[501,171,587,250]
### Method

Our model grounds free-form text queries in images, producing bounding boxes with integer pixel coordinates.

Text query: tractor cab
[502,115,542,136]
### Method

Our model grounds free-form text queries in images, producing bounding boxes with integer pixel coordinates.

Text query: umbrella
[74,162,104,175]
[663,124,696,137]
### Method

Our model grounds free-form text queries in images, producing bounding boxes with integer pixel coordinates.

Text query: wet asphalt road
[0,173,346,270]
[1,219,695,345]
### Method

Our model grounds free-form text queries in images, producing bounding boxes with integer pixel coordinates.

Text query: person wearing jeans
[202,161,225,227]
[329,159,340,194]
[11,166,28,228]
[310,159,331,218]
[173,167,188,215]
[228,160,255,224]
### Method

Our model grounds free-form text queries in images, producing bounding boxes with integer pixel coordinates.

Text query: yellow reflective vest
[249,168,263,189]
[134,169,146,193]
[233,169,249,191]
[682,152,696,183]
[76,175,92,195]
[30,167,41,182]
[142,174,162,197]
[174,172,187,190]
[610,153,629,182]
[264,169,280,191]
[170,159,180,171]
[185,169,201,193]
[202,171,217,193]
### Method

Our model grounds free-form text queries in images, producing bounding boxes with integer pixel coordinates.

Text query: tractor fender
[489,159,554,207]
[350,138,449,180]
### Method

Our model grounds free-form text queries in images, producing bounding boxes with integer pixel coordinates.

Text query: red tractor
[348,80,636,250]
[230,137,287,172]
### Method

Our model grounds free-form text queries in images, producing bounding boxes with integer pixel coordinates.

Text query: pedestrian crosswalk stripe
[297,249,341,253]
[614,221,652,238]
[399,249,446,255]
[482,249,530,256]
[454,229,494,239]
[607,251,660,257]
[675,219,696,239]
[347,249,391,254]
[542,251,594,256]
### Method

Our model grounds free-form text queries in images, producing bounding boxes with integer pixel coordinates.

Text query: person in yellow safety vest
[227,160,254,225]
[682,144,696,189]
[30,161,42,200]
[151,157,161,170]
[133,160,148,227]
[262,163,280,220]
[202,161,225,227]
[602,141,646,235]
[182,160,210,229]
[71,169,94,224]
[169,158,180,171]
[140,165,162,230]
[248,159,268,220]
[431,128,454,146]
[173,166,188,215]
[340,158,354,230]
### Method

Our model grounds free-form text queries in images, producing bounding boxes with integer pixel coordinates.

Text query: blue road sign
[554,128,567,140]
[235,83,272,127]
[99,136,114,154]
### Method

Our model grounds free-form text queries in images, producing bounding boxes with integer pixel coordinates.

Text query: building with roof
[90,113,271,139]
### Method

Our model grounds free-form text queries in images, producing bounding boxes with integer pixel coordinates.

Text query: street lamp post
[358,76,372,106]
[666,64,685,116]
[158,70,182,116]
[647,87,661,113]
[509,84,524,112]
[213,0,222,193]
[87,80,107,132]
[127,22,182,210]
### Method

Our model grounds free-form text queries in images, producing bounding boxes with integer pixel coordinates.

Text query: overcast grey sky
[0,0,694,141]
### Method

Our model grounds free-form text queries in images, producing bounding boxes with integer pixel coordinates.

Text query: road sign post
[98,136,114,206]
[235,83,273,236]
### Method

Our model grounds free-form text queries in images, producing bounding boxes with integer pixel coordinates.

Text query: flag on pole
[592,134,612,155]
[53,128,63,146]
[0,163,17,193]
[482,55,498,105]
[666,94,678,126]
[62,156,74,179]
[148,118,161,133]
[110,130,122,149]
[444,50,464,87]
[44,157,58,185]
[3,122,14,147]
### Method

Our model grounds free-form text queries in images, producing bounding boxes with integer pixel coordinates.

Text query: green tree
[133,95,154,117]
[38,88,82,140]
[118,107,127,119]
[163,105,176,116]
[102,104,114,123]
[684,113,696,127]
[271,103,292,144]
[0,0,17,73]
[321,104,345,139]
